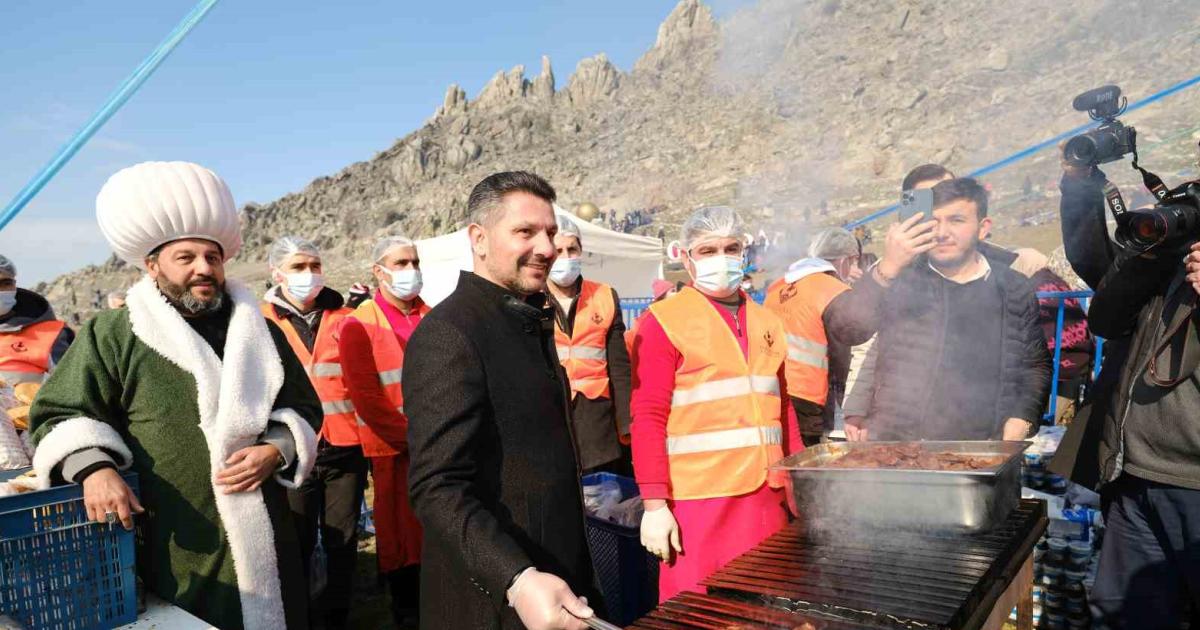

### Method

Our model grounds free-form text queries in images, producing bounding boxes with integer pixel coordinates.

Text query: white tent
[415,207,664,306]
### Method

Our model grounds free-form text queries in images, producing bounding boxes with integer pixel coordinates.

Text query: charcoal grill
[695,499,1047,630]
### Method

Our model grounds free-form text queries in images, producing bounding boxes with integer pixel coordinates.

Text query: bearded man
[30,161,322,630]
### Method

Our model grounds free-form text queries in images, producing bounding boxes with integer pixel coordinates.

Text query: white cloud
[0,214,111,286]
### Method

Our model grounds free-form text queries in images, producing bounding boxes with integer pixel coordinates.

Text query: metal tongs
[567,609,622,630]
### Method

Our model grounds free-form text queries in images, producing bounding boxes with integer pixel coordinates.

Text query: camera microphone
[1072,85,1122,113]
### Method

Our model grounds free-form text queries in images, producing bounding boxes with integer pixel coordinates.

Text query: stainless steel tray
[770,440,1029,534]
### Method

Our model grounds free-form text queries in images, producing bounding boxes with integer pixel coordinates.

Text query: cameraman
[1084,201,1200,627]
[1048,161,1131,487]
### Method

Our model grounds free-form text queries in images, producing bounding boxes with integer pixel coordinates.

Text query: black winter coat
[848,249,1052,439]
[1047,167,1131,489]
[403,271,599,629]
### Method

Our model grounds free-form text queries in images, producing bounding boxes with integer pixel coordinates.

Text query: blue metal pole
[1045,298,1067,423]
[845,73,1200,229]
[0,0,222,232]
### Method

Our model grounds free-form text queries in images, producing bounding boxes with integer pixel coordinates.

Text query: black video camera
[1115,182,1200,254]
[1063,85,1137,167]
[1065,85,1200,254]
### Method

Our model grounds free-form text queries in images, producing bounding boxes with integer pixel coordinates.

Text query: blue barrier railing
[1036,290,1098,422]
[619,289,1101,424]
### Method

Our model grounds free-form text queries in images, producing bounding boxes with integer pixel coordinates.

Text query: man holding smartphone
[837,177,1051,441]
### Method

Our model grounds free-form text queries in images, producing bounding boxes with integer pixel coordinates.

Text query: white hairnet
[0,255,15,279]
[372,235,416,263]
[556,214,583,245]
[807,227,860,260]
[268,235,321,269]
[680,206,745,251]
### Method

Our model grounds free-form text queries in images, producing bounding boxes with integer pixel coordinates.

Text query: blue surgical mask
[282,272,324,303]
[384,268,423,300]
[0,290,15,316]
[549,257,582,287]
[689,254,744,297]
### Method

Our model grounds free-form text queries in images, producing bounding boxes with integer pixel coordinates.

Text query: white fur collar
[126,275,290,628]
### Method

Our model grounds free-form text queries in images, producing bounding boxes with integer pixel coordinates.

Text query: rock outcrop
[39,0,1200,322]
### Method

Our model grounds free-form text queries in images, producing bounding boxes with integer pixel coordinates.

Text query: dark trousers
[1091,474,1200,629]
[288,443,369,629]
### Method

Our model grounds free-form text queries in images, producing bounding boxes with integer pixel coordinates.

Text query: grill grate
[698,499,1047,630]
[627,590,879,629]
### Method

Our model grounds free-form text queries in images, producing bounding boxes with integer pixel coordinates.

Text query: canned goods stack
[1015,449,1104,629]
[1031,534,1094,629]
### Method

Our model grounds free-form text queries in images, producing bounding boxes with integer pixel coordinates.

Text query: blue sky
[0,1,749,285]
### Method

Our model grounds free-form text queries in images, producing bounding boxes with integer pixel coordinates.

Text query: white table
[117,595,215,629]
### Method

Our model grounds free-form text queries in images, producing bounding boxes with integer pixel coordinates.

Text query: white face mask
[281,272,324,303]
[689,254,744,297]
[384,267,423,300]
[549,257,582,287]
[0,290,15,316]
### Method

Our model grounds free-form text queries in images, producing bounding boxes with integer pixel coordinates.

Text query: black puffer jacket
[846,248,1052,439]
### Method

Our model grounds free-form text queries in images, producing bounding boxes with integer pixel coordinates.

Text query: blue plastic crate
[0,468,138,630]
[581,472,658,626]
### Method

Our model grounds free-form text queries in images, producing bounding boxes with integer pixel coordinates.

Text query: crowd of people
[0,153,1194,630]
[606,206,656,234]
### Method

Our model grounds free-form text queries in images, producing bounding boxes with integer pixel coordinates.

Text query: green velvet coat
[30,277,322,630]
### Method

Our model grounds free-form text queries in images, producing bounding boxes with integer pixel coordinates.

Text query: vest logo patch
[591,311,603,325]
[10,341,27,353]
[764,330,775,348]
[779,282,798,304]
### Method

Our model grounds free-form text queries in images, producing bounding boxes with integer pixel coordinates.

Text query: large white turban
[96,161,242,269]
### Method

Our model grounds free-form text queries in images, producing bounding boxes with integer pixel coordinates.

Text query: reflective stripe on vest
[379,368,403,386]
[555,346,607,361]
[671,375,781,407]
[785,333,829,369]
[553,280,615,400]
[762,273,850,406]
[312,362,343,377]
[323,399,355,415]
[666,425,783,455]
[648,287,788,501]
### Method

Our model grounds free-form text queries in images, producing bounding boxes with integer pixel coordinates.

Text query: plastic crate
[581,472,658,626]
[0,468,139,630]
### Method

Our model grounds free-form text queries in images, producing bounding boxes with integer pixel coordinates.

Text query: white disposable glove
[506,568,592,630]
[640,503,682,561]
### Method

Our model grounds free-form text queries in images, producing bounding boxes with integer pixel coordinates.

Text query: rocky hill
[39,0,1200,322]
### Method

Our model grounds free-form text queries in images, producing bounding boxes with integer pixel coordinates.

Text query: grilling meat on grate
[720,619,816,624]
[823,444,1005,470]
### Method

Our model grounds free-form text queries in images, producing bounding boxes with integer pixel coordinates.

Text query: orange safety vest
[762,273,849,406]
[649,287,787,500]
[345,298,430,458]
[261,302,360,447]
[554,279,615,400]
[0,319,66,385]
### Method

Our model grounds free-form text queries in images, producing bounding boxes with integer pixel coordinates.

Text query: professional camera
[1115,181,1200,253]
[1063,85,1137,167]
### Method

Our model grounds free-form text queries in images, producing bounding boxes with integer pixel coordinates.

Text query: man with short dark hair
[901,163,954,193]
[840,177,1051,441]
[404,171,599,630]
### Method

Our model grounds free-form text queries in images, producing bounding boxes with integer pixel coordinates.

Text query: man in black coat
[839,177,1051,441]
[403,171,598,630]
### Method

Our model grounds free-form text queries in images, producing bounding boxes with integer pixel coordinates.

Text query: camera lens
[1127,213,1166,246]
[1063,135,1098,167]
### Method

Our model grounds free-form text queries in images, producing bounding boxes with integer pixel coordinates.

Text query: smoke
[702,0,1200,257]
